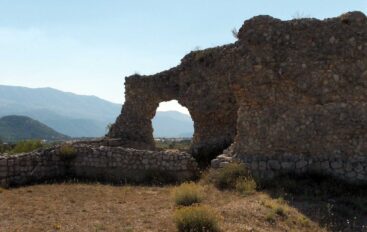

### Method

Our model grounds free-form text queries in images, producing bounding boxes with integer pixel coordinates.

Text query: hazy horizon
[0,83,191,114]
[0,1,366,114]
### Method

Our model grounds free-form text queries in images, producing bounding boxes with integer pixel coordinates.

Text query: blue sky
[0,1,366,113]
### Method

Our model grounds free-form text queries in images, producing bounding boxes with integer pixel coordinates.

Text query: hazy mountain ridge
[152,111,193,138]
[0,115,69,142]
[0,85,121,137]
[0,85,194,138]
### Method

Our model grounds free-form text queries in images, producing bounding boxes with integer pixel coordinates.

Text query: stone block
[259,161,267,170]
[268,160,280,170]
[331,161,343,169]
[219,162,229,168]
[250,161,258,169]
[296,160,308,169]
[346,171,356,178]
[321,161,330,169]
[0,159,7,167]
[281,161,294,170]
[354,164,364,173]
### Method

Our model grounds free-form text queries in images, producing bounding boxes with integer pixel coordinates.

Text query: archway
[152,100,194,151]
[108,71,238,166]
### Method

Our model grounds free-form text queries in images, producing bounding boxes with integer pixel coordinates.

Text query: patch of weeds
[260,196,276,209]
[276,196,285,204]
[206,163,252,190]
[10,140,44,154]
[0,143,14,154]
[172,182,204,206]
[94,224,106,231]
[174,205,220,232]
[235,177,257,195]
[262,197,288,222]
[297,215,311,227]
[58,144,76,161]
[274,206,287,217]
[265,211,276,224]
[193,50,206,62]
[53,224,61,230]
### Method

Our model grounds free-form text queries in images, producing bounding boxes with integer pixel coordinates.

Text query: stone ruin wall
[0,144,198,188]
[1,12,367,187]
[108,12,367,184]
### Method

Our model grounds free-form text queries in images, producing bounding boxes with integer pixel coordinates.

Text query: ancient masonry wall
[212,153,367,184]
[107,12,367,186]
[211,11,367,185]
[0,145,198,188]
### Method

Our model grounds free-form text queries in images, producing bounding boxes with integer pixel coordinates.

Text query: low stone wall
[212,153,367,185]
[0,144,198,188]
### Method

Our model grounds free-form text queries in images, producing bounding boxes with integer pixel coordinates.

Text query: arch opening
[152,100,194,151]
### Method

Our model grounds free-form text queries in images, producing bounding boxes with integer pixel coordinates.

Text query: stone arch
[152,100,194,138]
[108,53,239,163]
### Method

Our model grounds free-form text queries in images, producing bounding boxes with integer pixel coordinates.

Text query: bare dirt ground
[2,178,365,232]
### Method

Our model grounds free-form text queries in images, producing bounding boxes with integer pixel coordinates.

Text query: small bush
[174,205,220,232]
[11,140,44,154]
[297,215,310,227]
[265,211,276,223]
[59,144,76,161]
[235,177,257,195]
[207,163,251,190]
[274,206,287,217]
[231,27,239,39]
[172,182,204,206]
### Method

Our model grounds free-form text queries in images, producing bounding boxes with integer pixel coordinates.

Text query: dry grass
[0,184,175,232]
[0,182,332,232]
[174,205,220,232]
[203,162,251,190]
[172,182,204,206]
[235,177,257,195]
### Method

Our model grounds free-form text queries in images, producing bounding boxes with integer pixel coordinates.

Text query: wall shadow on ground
[262,174,367,232]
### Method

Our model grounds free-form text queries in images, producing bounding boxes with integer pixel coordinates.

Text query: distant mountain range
[152,111,193,138]
[0,115,69,143]
[0,85,193,138]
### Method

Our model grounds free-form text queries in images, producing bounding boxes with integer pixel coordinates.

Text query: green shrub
[172,182,204,206]
[207,163,251,190]
[11,140,44,154]
[174,205,220,232]
[235,177,257,195]
[59,144,76,161]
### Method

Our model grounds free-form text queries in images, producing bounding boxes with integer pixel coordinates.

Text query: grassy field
[1,175,366,232]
